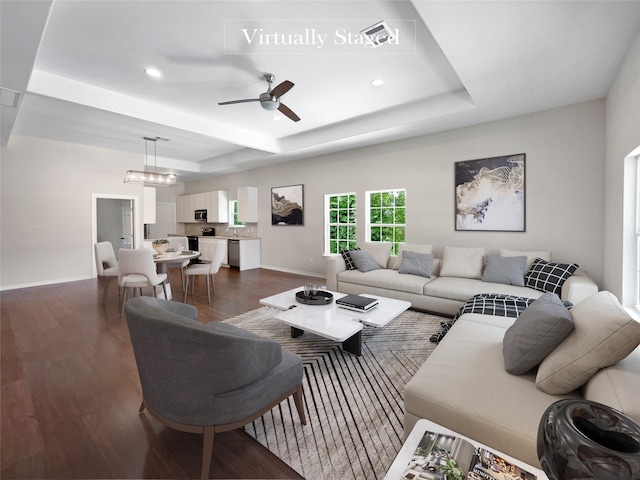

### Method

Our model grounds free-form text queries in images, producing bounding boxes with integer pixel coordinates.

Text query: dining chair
[184,240,227,304]
[124,296,306,480]
[166,236,190,291]
[118,248,168,318]
[94,241,119,305]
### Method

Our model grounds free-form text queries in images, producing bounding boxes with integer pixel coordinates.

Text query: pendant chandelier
[124,136,177,186]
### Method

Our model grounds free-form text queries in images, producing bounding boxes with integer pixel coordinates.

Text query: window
[635,158,640,307]
[622,146,640,309]
[366,189,406,255]
[325,193,356,255]
[228,200,245,228]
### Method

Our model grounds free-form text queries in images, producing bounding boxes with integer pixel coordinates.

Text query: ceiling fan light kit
[124,136,177,187]
[218,73,301,122]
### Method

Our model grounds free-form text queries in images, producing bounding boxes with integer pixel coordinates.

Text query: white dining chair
[166,236,190,291]
[94,241,119,305]
[118,248,168,318]
[184,241,227,304]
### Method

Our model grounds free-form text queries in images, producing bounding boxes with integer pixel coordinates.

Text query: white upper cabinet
[176,191,228,223]
[143,187,156,224]
[237,186,258,223]
[206,190,228,223]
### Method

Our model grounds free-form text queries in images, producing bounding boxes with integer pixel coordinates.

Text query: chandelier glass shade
[124,136,177,187]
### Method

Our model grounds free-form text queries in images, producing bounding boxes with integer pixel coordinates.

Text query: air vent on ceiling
[1,87,21,108]
[361,21,394,48]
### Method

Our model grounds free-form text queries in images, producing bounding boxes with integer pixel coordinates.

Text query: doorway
[91,193,140,276]
[96,198,133,249]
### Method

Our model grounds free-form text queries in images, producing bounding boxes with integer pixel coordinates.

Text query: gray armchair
[124,296,306,480]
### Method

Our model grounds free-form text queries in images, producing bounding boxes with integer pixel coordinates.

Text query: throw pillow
[482,255,527,286]
[439,246,485,279]
[525,258,578,295]
[398,251,434,278]
[349,249,382,273]
[500,249,551,272]
[362,242,392,268]
[536,291,640,394]
[340,247,360,270]
[392,243,433,270]
[503,292,574,375]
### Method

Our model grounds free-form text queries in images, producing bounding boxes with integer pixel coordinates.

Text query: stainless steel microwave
[194,209,207,222]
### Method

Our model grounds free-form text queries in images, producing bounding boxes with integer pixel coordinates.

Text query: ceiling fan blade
[218,98,259,105]
[278,103,300,122]
[269,80,294,98]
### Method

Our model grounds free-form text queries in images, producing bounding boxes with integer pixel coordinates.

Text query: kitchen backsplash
[184,223,259,238]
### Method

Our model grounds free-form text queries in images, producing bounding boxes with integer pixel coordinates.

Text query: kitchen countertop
[198,236,260,240]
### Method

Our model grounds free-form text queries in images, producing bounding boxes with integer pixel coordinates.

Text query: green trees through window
[326,193,356,254]
[367,189,406,255]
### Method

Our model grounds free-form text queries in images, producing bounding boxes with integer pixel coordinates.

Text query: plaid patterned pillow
[430,293,575,343]
[340,247,361,270]
[525,258,578,295]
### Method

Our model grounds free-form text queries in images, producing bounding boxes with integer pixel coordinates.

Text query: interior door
[121,201,133,248]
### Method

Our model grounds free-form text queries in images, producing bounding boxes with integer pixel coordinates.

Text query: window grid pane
[367,189,406,255]
[326,193,357,255]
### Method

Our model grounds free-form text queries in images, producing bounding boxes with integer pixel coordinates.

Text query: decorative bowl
[538,399,640,480]
[152,243,169,255]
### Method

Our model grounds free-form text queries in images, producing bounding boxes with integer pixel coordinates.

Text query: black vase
[537,399,640,480]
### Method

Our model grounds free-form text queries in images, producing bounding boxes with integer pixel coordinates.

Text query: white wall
[605,29,640,303]
[0,99,617,291]
[0,136,161,289]
[187,100,607,286]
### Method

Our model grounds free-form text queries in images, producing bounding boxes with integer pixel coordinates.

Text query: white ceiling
[2,0,639,182]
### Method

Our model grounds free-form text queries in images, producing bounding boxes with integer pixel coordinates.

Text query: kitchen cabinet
[237,186,258,223]
[198,237,229,265]
[143,187,156,224]
[177,191,228,223]
[206,191,228,223]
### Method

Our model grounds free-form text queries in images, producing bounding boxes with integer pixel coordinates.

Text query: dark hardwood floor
[1,267,322,479]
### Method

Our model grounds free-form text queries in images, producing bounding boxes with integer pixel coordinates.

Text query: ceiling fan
[218,73,300,122]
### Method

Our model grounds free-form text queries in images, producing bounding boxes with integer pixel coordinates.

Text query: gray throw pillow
[398,251,434,278]
[503,292,574,375]
[482,255,527,287]
[349,249,382,272]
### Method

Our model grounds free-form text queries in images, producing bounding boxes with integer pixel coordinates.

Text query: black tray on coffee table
[295,290,333,305]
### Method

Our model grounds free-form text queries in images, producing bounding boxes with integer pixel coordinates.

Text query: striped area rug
[224,306,443,480]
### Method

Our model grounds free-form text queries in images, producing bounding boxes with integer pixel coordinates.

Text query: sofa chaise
[325,244,598,316]
[403,290,640,469]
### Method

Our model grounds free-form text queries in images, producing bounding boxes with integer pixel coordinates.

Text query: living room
[2,1,640,479]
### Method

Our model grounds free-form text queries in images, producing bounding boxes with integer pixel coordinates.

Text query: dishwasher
[228,239,240,268]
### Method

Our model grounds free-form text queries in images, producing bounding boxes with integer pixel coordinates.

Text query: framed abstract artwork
[454,153,526,232]
[271,184,304,225]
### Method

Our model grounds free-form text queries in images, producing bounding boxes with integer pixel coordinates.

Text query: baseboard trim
[259,265,325,280]
[0,275,95,292]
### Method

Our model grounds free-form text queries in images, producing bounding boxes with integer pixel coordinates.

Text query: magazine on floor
[399,429,538,480]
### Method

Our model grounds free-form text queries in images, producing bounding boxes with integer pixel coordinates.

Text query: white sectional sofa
[403,291,640,468]
[325,244,598,316]
[326,243,639,469]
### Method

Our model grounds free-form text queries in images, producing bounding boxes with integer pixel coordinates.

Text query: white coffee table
[259,287,411,356]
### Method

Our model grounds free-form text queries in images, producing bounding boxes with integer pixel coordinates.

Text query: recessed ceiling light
[271,116,281,121]
[145,67,163,78]
[371,79,384,87]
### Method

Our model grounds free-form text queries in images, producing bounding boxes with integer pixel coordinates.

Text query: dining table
[151,250,202,300]
[153,250,201,273]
